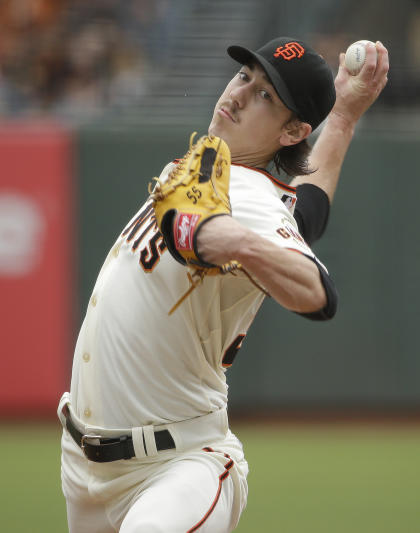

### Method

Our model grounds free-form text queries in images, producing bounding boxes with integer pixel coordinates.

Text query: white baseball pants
[61,428,248,532]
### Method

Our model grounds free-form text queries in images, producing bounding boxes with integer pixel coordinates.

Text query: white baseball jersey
[69,162,320,430]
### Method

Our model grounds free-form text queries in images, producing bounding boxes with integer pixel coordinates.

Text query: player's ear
[279,119,312,147]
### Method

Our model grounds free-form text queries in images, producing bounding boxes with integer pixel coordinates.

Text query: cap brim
[227,45,299,116]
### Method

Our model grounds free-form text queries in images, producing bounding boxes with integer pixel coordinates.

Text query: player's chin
[208,118,221,137]
[208,120,231,145]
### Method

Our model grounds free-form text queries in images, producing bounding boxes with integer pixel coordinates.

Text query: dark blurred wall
[75,126,420,411]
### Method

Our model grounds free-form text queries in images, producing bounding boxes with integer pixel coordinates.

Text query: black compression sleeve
[294,184,330,246]
[295,256,338,321]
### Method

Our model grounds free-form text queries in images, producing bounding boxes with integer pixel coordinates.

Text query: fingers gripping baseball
[333,41,389,124]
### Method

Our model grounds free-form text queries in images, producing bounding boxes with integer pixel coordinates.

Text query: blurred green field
[1,422,419,532]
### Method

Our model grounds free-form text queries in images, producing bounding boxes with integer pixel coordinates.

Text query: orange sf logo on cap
[273,42,305,61]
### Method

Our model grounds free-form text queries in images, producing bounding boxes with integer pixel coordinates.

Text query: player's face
[208,62,293,166]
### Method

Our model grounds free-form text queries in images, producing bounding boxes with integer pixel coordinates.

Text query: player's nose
[229,84,248,109]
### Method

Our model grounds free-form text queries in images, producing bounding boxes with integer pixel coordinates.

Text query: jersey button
[84,408,91,418]
[82,352,90,362]
[91,295,97,307]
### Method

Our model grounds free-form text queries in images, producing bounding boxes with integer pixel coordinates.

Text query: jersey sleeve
[230,168,318,261]
[228,166,337,321]
[294,183,330,245]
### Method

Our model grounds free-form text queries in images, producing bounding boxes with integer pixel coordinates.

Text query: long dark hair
[273,139,314,178]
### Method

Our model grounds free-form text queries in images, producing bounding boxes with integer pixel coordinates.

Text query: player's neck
[231,153,271,170]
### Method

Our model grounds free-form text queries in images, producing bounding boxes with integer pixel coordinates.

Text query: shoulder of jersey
[170,158,296,213]
[171,159,296,194]
[171,158,294,195]
[230,163,296,195]
[230,163,297,216]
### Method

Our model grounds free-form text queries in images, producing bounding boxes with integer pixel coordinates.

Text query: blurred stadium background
[1,0,419,531]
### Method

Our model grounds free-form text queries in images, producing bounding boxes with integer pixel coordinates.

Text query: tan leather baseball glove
[150,133,243,313]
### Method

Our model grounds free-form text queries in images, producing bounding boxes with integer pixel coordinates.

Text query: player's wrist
[195,214,241,265]
[326,109,357,135]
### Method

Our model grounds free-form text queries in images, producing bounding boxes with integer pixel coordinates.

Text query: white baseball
[344,40,375,75]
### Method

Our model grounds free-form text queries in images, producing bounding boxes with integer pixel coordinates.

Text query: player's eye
[238,71,249,81]
[260,89,272,101]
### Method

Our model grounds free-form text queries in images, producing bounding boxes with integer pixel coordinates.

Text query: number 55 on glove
[150,133,233,272]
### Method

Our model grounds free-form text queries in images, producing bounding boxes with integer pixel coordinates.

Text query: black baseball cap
[227,37,336,131]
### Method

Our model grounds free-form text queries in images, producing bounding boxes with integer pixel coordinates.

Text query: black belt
[62,405,175,463]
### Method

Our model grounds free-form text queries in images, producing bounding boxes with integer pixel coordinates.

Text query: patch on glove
[174,212,200,252]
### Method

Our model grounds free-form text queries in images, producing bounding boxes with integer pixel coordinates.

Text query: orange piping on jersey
[187,450,234,532]
[285,247,304,255]
[231,163,296,193]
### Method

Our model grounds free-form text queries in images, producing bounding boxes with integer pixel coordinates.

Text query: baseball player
[58,37,388,532]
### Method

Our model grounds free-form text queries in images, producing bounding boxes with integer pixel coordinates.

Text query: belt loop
[132,427,146,459]
[57,392,71,429]
[143,425,158,457]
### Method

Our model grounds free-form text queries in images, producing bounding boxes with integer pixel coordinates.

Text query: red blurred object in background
[0,122,74,417]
